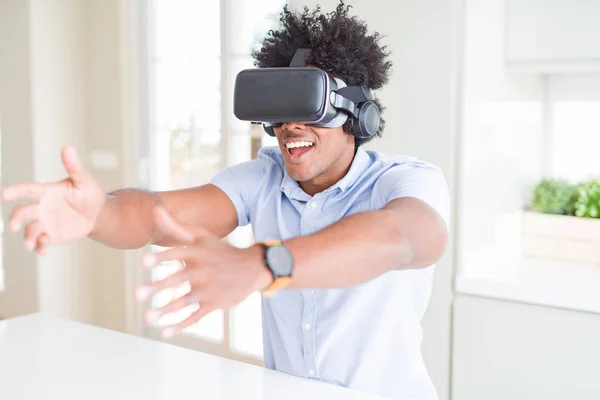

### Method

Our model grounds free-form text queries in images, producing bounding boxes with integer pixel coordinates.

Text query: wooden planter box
[522,211,600,264]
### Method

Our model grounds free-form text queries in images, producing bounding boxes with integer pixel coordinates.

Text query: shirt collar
[334,146,371,192]
[280,147,371,200]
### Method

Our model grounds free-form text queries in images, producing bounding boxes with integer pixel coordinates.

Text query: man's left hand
[135,207,271,339]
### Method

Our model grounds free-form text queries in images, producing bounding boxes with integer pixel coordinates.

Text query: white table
[0,313,384,399]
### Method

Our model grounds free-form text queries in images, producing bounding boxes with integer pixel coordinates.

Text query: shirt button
[304,323,311,330]
[308,369,315,376]
[310,201,317,208]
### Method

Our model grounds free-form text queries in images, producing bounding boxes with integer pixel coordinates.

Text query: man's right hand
[1,146,106,255]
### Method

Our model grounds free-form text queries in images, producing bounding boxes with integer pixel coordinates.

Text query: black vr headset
[233,48,380,140]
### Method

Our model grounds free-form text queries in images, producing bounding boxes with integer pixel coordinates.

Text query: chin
[285,166,314,182]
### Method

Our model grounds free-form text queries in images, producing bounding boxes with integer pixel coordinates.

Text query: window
[546,74,600,183]
[458,73,600,272]
[141,0,283,362]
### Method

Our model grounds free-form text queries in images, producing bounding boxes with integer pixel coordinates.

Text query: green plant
[575,179,600,218]
[531,179,578,215]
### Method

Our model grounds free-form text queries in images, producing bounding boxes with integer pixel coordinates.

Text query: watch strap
[256,239,292,296]
[261,276,292,298]
[261,239,283,247]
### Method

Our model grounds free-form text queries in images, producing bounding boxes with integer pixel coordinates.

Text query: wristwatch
[258,240,294,297]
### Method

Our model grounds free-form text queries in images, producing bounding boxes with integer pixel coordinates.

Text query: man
[2,2,449,399]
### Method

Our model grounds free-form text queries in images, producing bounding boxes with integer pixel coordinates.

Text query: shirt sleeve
[375,160,451,230]
[209,159,266,227]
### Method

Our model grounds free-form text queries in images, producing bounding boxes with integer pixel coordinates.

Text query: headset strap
[289,48,312,67]
[336,86,374,103]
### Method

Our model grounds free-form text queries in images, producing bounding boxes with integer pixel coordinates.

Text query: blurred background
[1,0,599,399]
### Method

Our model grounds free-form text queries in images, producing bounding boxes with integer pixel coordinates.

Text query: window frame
[124,0,273,366]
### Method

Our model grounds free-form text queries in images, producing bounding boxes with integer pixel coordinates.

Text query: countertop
[456,250,600,314]
[0,313,384,399]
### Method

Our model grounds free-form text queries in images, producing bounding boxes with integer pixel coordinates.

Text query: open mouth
[285,140,314,158]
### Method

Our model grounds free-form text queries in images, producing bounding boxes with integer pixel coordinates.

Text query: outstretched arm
[281,196,448,289]
[89,184,239,249]
[1,146,240,252]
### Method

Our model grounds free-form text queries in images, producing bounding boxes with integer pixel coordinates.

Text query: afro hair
[252,1,392,147]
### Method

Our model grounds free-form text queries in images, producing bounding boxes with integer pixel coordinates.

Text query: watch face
[266,245,294,277]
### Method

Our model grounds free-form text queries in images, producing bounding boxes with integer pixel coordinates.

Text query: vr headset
[233,49,380,140]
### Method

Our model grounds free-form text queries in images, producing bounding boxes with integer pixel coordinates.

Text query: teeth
[286,141,314,149]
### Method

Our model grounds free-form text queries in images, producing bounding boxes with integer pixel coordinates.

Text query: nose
[281,121,307,131]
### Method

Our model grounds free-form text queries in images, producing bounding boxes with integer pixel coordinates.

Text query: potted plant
[522,178,600,264]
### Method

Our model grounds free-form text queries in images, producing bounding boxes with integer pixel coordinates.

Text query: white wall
[287,1,460,398]
[29,0,93,323]
[0,0,130,331]
[0,0,39,317]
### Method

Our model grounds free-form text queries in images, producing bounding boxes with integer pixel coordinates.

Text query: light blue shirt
[211,146,450,400]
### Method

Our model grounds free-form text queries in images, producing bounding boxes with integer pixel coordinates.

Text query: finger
[153,207,196,244]
[36,234,49,256]
[23,221,44,252]
[160,303,216,339]
[144,290,202,324]
[61,146,89,185]
[2,183,45,202]
[9,204,40,232]
[141,246,196,269]
[135,269,191,301]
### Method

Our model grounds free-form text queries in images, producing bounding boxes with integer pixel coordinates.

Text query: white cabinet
[506,0,600,72]
[452,295,600,400]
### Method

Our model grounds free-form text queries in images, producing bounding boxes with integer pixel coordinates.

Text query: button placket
[301,290,318,379]
[299,195,323,378]
[300,195,321,236]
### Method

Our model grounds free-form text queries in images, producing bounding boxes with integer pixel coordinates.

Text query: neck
[300,146,357,196]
